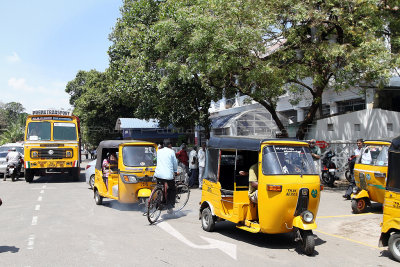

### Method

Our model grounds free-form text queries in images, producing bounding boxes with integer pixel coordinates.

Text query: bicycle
[147,174,190,224]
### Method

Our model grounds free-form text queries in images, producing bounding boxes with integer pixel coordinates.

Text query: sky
[0,0,122,114]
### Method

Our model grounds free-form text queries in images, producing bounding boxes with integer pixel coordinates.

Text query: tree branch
[288,79,315,97]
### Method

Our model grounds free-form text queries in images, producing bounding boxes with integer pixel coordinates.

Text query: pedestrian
[154,140,178,214]
[198,143,206,189]
[188,146,198,188]
[309,139,321,176]
[176,143,189,175]
[343,139,364,199]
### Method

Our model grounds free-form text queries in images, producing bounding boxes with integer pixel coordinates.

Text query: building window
[354,124,361,131]
[337,98,365,114]
[327,123,334,131]
[387,123,393,131]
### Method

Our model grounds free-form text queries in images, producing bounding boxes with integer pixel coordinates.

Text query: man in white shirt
[188,146,198,188]
[5,148,22,181]
[198,143,206,189]
[154,141,178,212]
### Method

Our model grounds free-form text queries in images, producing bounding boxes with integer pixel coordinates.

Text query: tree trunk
[258,100,288,137]
[296,89,323,140]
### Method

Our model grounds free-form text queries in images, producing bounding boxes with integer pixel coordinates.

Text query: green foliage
[0,122,25,145]
[0,102,27,144]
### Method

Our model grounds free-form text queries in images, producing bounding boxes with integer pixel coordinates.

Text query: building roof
[115,118,159,130]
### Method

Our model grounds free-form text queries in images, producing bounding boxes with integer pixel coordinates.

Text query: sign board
[32,110,72,116]
[316,140,329,149]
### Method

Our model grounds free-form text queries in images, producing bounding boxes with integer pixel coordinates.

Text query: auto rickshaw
[379,136,400,262]
[351,140,391,213]
[93,140,157,207]
[199,137,321,255]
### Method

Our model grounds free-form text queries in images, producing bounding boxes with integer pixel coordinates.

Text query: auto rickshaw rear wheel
[300,230,315,256]
[201,207,215,232]
[94,189,103,205]
[351,198,368,214]
[388,233,400,262]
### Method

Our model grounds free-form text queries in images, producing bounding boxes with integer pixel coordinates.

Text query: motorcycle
[7,162,21,182]
[321,150,339,187]
[344,155,357,183]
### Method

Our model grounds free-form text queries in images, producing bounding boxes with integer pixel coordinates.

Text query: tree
[0,122,24,145]
[153,0,397,139]
[108,0,218,137]
[66,70,133,146]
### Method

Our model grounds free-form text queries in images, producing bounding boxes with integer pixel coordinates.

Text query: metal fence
[321,140,357,178]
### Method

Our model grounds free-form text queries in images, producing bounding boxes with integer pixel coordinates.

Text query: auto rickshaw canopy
[387,136,400,192]
[95,140,154,170]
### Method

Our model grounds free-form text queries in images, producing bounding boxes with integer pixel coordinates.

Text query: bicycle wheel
[174,184,190,212]
[147,187,163,224]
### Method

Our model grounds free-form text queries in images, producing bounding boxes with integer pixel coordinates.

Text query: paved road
[0,162,398,266]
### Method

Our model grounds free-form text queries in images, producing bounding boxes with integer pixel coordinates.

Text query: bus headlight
[66,150,73,158]
[31,151,39,158]
[301,211,314,223]
[121,174,138,184]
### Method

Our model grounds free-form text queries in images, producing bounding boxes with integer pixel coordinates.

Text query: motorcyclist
[5,147,22,181]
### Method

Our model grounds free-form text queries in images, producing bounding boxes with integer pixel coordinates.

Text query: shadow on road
[29,170,85,184]
[209,221,325,256]
[0,246,19,253]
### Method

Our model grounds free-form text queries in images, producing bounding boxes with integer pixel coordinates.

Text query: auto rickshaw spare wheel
[201,207,215,232]
[351,198,369,214]
[388,233,400,262]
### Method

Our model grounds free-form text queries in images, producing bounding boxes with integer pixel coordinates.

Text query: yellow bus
[23,110,81,182]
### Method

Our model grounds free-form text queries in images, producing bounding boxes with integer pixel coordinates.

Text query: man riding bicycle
[154,140,178,214]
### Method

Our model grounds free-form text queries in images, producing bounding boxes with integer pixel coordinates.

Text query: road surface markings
[317,213,374,219]
[31,216,38,226]
[157,221,237,260]
[315,229,384,250]
[27,235,35,250]
[40,190,44,194]
[37,196,42,202]
[35,205,40,211]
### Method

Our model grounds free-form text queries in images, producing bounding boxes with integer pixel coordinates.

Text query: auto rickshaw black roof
[207,136,301,152]
[387,136,400,192]
[95,140,154,170]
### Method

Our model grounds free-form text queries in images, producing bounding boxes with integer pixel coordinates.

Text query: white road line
[40,190,44,194]
[32,216,38,226]
[42,185,46,189]
[35,205,40,211]
[27,234,35,250]
[37,196,42,202]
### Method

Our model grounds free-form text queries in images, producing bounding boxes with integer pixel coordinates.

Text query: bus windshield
[262,145,317,175]
[27,122,51,141]
[122,146,156,167]
[53,122,77,141]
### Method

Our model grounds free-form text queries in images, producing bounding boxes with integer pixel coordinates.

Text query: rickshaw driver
[239,163,259,203]
[154,141,179,213]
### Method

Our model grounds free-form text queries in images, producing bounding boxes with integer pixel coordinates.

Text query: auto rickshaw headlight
[301,211,314,223]
[122,174,138,183]
[352,187,360,194]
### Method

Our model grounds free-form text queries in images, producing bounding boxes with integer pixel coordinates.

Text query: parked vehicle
[379,136,400,262]
[321,150,338,187]
[85,159,96,189]
[199,137,321,256]
[344,155,357,183]
[351,140,390,213]
[93,140,157,208]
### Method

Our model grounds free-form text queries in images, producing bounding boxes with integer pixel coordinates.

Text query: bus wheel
[351,198,368,214]
[71,168,80,181]
[389,233,400,262]
[25,170,34,183]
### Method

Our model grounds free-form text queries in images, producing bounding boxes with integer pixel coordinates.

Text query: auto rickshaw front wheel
[201,207,215,232]
[388,233,400,262]
[351,198,369,214]
[300,230,315,256]
[94,189,103,205]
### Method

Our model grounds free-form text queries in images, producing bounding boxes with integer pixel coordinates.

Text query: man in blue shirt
[154,140,178,213]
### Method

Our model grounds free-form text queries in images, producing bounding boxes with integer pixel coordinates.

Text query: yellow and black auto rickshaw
[199,137,321,255]
[351,140,391,213]
[93,140,157,207]
[379,136,400,262]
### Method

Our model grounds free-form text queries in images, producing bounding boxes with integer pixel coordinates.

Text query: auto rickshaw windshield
[262,145,317,175]
[122,146,156,167]
[357,145,388,166]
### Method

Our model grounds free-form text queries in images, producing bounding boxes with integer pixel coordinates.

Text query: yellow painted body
[201,140,320,234]
[381,190,400,234]
[94,142,157,204]
[353,141,390,204]
[24,115,80,171]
